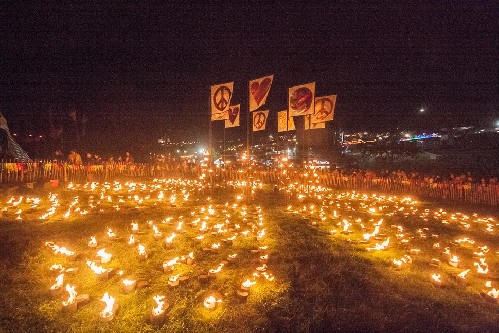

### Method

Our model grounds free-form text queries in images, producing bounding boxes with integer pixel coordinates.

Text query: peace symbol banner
[277,110,296,132]
[211,82,234,121]
[252,110,269,132]
[249,75,274,111]
[305,115,326,130]
[311,95,336,124]
[289,82,315,117]
[225,104,241,128]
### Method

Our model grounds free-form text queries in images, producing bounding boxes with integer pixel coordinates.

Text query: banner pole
[246,83,251,197]
[208,90,213,193]
[222,125,226,182]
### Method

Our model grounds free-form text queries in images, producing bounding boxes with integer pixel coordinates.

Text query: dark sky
[0,1,497,152]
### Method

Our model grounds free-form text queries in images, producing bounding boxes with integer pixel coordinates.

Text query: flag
[289,82,315,117]
[211,82,234,120]
[277,110,296,132]
[305,115,325,130]
[252,110,269,132]
[225,104,240,128]
[249,75,273,111]
[312,95,336,123]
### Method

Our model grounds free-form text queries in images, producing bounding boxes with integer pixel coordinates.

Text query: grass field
[0,179,497,332]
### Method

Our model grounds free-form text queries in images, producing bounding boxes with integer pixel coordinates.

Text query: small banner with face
[249,75,273,111]
[277,110,296,132]
[312,95,336,123]
[211,82,234,120]
[225,104,240,128]
[252,110,269,132]
[305,115,326,130]
[289,82,315,117]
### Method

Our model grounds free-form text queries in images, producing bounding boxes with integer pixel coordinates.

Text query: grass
[0,180,497,332]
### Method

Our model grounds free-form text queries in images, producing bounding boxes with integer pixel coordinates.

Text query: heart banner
[249,75,273,111]
[225,104,241,128]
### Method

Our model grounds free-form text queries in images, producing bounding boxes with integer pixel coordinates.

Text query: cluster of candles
[285,187,498,302]
[36,179,276,323]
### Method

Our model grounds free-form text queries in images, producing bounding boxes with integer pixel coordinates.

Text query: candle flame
[50,273,64,290]
[62,284,77,306]
[152,295,166,316]
[100,292,115,318]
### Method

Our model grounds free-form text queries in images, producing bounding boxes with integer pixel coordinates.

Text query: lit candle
[203,295,221,309]
[62,284,78,312]
[96,248,112,264]
[100,292,117,321]
[150,295,168,326]
[122,277,137,294]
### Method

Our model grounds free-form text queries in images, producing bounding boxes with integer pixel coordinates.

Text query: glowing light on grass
[163,257,179,270]
[107,228,116,238]
[209,263,224,274]
[128,234,135,245]
[151,225,161,237]
[241,279,256,289]
[88,236,97,247]
[96,248,112,263]
[488,289,498,299]
[138,244,147,257]
[367,237,390,251]
[176,221,183,230]
[474,258,489,274]
[122,278,136,286]
[165,233,176,245]
[152,295,167,316]
[457,269,470,279]
[45,242,75,256]
[87,260,106,274]
[431,274,442,285]
[448,255,459,267]
[50,273,64,290]
[100,292,115,319]
[62,284,77,307]
[50,264,64,272]
[203,295,222,309]
[168,274,180,286]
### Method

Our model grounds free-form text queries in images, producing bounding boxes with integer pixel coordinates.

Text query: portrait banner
[289,82,315,117]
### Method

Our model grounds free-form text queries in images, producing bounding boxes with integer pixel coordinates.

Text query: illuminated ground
[0,180,497,332]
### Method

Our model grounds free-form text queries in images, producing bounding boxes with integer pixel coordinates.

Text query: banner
[252,110,269,132]
[249,75,273,111]
[289,82,315,117]
[277,110,296,132]
[312,95,336,123]
[224,104,240,128]
[305,115,325,130]
[211,82,234,120]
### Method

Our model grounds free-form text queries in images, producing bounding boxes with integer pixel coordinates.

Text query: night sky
[0,2,497,154]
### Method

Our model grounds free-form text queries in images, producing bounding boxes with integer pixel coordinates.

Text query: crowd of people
[62,150,135,166]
